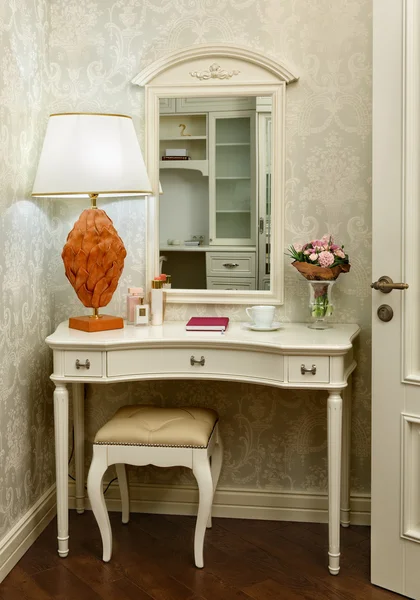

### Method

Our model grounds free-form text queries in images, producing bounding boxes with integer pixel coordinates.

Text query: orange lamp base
[69,315,124,333]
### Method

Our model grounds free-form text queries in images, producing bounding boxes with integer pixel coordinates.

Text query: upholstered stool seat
[87,405,223,568]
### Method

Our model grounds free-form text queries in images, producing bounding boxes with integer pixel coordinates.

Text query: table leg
[54,382,69,557]
[73,383,85,514]
[327,390,342,575]
[340,379,352,527]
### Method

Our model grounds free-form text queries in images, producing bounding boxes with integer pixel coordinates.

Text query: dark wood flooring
[1,511,405,599]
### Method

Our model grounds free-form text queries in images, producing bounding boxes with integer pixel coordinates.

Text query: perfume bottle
[126,287,144,325]
[150,279,164,325]
[135,298,150,326]
[162,274,171,289]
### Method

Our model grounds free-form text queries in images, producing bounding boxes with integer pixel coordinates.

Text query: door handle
[371,276,409,293]
[259,218,264,234]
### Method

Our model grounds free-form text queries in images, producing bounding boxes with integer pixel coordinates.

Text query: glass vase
[307,280,334,329]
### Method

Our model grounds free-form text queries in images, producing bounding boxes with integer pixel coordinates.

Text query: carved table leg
[340,379,352,527]
[327,390,343,575]
[73,383,85,514]
[54,382,69,557]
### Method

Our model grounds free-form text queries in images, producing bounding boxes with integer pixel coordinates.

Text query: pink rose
[334,248,345,259]
[293,243,303,252]
[318,251,335,267]
[309,253,318,261]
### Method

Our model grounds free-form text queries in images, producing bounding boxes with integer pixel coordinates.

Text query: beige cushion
[94,405,219,448]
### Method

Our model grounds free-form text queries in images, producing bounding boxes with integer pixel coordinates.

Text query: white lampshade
[32,113,152,198]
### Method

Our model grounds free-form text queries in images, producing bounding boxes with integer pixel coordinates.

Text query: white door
[372,1,420,597]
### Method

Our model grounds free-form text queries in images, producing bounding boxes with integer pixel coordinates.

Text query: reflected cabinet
[209,110,255,246]
[158,98,270,291]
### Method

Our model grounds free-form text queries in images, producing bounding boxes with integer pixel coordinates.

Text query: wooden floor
[1,511,405,600]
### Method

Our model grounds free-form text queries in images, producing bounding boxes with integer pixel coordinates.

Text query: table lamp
[32,113,152,332]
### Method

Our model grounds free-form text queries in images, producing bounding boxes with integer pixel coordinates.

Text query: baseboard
[68,481,370,526]
[0,485,56,584]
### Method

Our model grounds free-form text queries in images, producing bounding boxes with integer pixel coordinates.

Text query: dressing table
[45,320,360,575]
[46,45,358,576]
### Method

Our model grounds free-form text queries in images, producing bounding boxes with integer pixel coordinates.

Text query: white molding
[68,481,370,526]
[132,44,299,87]
[0,485,56,584]
[401,414,420,542]
[402,0,420,383]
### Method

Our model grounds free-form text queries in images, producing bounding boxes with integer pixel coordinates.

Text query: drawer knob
[75,359,91,370]
[301,364,316,375]
[190,355,205,366]
[222,263,239,268]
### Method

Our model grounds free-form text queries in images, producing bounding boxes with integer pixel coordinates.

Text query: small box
[165,149,188,157]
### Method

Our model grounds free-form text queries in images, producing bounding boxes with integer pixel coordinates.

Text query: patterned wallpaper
[49,0,371,495]
[0,0,372,546]
[0,0,56,543]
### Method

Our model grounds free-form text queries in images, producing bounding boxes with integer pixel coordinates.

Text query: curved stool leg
[207,430,223,529]
[115,463,130,524]
[192,451,213,568]
[87,445,112,562]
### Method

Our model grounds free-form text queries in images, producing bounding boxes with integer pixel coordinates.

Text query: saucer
[243,321,282,332]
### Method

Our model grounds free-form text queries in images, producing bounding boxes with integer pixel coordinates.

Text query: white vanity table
[45,320,360,575]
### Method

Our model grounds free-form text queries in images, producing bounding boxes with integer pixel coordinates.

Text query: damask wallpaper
[0,0,372,547]
[50,0,371,495]
[0,0,56,543]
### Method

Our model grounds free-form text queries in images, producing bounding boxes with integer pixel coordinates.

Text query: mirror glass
[158,96,272,292]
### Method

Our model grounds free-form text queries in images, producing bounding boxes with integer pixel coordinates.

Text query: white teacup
[246,305,275,328]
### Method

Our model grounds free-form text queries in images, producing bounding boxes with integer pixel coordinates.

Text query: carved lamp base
[69,314,124,333]
[62,201,127,333]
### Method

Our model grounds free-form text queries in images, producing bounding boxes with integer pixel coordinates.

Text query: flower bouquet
[286,235,350,328]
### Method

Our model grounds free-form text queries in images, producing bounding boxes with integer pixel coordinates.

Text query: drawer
[107,348,284,384]
[206,252,256,278]
[64,351,103,377]
[206,277,256,290]
[288,356,330,384]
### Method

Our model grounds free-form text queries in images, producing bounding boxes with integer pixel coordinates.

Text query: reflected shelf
[215,176,251,180]
[160,135,206,140]
[216,209,251,213]
[216,142,250,146]
[160,244,256,252]
[159,160,208,176]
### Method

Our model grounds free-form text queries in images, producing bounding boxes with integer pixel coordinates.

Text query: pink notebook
[186,317,229,331]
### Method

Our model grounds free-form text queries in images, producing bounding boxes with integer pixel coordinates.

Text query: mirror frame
[132,44,298,304]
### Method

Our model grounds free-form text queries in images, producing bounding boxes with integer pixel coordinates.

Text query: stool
[87,405,223,568]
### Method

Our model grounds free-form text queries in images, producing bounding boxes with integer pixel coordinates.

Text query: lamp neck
[89,193,98,209]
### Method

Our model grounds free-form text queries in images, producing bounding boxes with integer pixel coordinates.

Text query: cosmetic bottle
[150,279,164,325]
[162,274,172,289]
[135,297,150,326]
[126,287,144,325]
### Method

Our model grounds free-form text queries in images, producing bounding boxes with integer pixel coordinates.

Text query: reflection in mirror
[158,96,272,291]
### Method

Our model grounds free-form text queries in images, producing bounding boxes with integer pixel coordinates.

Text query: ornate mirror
[132,44,298,304]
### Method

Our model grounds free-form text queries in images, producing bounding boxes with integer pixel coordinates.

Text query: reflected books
[186,317,229,331]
